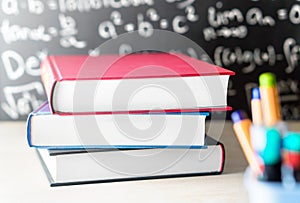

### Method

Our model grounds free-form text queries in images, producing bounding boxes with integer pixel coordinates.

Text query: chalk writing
[204,5,276,42]
[28,0,44,15]
[275,4,300,25]
[137,14,154,37]
[98,21,118,39]
[58,0,154,13]
[281,103,300,120]
[1,50,46,80]
[0,20,52,44]
[214,46,276,74]
[58,13,87,48]
[283,37,300,74]
[208,6,244,28]
[1,82,44,119]
[203,25,247,41]
[289,4,300,24]
[246,7,275,26]
[1,0,19,15]
[147,8,160,22]
[47,0,58,10]
[172,16,188,34]
[278,79,299,96]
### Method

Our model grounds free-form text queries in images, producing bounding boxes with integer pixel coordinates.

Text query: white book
[36,137,225,186]
[27,102,209,148]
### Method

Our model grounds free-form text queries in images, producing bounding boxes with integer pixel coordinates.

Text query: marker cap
[252,87,261,99]
[259,72,276,87]
[260,127,281,165]
[231,110,249,123]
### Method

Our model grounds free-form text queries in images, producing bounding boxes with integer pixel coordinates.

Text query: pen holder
[244,167,300,203]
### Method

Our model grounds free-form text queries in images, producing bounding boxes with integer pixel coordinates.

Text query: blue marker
[251,87,263,125]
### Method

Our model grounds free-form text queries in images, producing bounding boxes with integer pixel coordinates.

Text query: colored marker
[282,132,300,185]
[257,127,282,181]
[260,128,281,165]
[259,73,281,126]
[251,87,263,125]
[231,110,263,175]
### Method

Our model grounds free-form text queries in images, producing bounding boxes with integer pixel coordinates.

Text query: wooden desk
[2,121,297,203]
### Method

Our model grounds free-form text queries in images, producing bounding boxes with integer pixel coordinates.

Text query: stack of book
[27,53,234,186]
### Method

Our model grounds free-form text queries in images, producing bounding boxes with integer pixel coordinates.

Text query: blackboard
[0,0,300,120]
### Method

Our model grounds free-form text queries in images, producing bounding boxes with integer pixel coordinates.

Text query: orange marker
[251,87,263,125]
[231,110,263,175]
[259,73,281,126]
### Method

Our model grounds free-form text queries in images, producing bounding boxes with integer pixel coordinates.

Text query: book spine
[26,111,34,147]
[40,57,60,113]
[26,102,49,147]
[219,142,226,173]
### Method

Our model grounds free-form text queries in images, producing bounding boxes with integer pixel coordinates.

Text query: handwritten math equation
[204,2,300,75]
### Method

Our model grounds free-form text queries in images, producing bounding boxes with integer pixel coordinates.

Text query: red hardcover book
[41,53,234,114]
